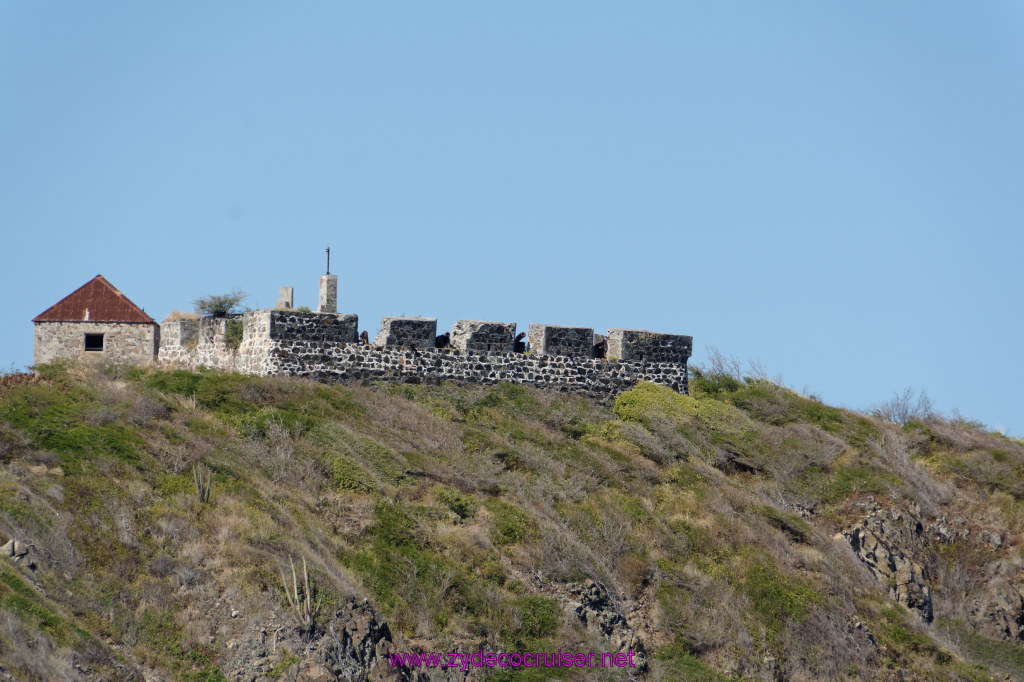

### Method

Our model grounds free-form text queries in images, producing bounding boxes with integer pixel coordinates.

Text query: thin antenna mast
[326,246,331,275]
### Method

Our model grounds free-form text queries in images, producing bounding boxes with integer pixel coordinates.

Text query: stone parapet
[268,310,358,344]
[373,317,437,350]
[607,329,693,364]
[160,319,198,348]
[450,320,515,354]
[528,324,594,358]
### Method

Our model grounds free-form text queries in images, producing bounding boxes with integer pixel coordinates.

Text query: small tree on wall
[193,288,248,318]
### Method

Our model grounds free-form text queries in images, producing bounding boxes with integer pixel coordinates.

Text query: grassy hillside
[1,363,1023,680]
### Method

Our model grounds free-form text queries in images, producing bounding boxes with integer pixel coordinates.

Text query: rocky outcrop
[841,505,934,622]
[564,579,647,670]
[318,599,414,681]
[223,599,418,682]
[841,503,1024,645]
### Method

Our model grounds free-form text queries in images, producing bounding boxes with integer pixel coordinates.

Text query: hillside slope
[1,363,1023,681]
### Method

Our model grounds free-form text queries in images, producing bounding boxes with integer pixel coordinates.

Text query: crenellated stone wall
[158,311,692,400]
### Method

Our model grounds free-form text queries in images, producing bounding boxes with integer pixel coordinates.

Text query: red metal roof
[33,275,155,324]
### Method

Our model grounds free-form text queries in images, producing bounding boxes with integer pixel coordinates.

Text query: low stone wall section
[374,317,436,350]
[269,310,358,343]
[160,319,198,347]
[451,320,515,354]
[607,329,694,364]
[199,317,227,345]
[528,324,594,358]
[271,343,688,400]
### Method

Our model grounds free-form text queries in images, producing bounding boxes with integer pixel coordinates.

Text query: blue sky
[2,3,1022,433]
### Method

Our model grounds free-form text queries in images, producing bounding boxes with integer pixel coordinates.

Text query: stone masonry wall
[607,329,694,364]
[34,321,158,365]
[528,324,594,358]
[159,311,691,400]
[270,345,688,399]
[160,318,198,347]
[373,317,436,350]
[451,320,515,354]
[269,310,357,343]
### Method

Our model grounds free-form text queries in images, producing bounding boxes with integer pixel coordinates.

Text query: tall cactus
[281,555,323,639]
[192,463,212,504]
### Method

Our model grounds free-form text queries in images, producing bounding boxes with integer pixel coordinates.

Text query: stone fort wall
[157,311,692,400]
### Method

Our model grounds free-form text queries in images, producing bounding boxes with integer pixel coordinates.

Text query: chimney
[318,275,337,314]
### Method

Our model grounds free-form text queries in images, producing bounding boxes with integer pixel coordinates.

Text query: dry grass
[162,309,200,322]
[0,366,1018,680]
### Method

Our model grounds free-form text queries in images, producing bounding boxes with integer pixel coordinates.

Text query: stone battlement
[157,309,692,400]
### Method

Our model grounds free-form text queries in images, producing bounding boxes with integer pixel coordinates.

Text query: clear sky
[2,3,1022,433]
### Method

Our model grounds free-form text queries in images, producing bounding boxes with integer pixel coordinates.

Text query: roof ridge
[32,275,155,324]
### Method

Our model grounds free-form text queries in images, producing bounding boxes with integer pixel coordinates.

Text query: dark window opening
[84,334,104,352]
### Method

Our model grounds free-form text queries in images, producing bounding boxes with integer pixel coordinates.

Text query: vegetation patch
[135,606,227,681]
[485,499,532,546]
[435,485,478,520]
[614,382,751,442]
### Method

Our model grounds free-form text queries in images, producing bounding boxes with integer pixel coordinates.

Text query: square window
[84,333,104,352]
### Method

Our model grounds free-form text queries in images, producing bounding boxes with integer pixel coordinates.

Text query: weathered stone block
[161,319,199,347]
[451,320,515,354]
[528,324,594,358]
[374,317,437,350]
[607,329,693,364]
[268,310,358,344]
[199,317,228,345]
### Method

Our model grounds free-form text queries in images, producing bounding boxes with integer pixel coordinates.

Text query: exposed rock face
[224,599,419,682]
[319,599,412,681]
[970,565,1024,643]
[842,506,934,622]
[564,579,647,671]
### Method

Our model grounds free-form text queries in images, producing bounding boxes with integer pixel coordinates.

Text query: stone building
[32,275,159,365]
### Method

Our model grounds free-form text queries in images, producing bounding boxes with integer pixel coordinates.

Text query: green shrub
[436,486,478,519]
[329,455,372,492]
[513,595,559,640]
[193,289,246,318]
[753,504,811,543]
[821,465,898,504]
[738,556,821,640]
[485,500,532,546]
[224,318,244,349]
[656,642,728,681]
[614,382,751,441]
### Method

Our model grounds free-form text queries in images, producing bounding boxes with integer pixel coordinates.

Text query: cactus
[281,555,323,639]
[192,463,212,504]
